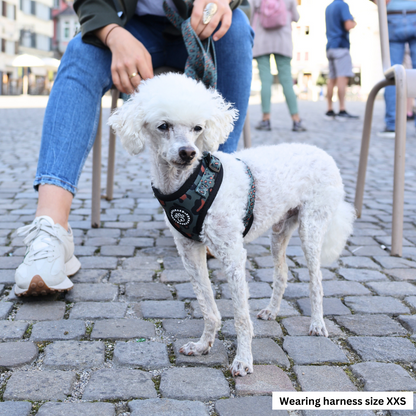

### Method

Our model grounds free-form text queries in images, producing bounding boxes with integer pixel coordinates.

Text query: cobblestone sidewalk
[0,98,416,416]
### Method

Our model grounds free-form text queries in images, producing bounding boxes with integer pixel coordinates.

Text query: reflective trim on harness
[153,152,255,242]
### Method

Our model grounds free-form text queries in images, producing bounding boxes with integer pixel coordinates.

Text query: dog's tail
[320,198,356,265]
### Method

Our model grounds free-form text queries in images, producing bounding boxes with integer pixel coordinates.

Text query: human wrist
[95,24,122,47]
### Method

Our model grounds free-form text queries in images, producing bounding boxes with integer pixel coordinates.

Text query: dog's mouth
[170,161,194,168]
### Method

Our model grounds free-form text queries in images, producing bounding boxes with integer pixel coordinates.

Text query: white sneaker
[14,216,81,297]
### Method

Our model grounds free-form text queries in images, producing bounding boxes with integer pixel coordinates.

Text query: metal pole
[91,106,102,228]
[106,89,119,201]
[243,109,251,148]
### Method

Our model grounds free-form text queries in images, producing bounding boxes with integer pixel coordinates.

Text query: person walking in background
[373,0,416,137]
[250,0,306,132]
[325,0,358,120]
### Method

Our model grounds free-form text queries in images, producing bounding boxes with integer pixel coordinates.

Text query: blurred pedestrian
[250,0,306,132]
[374,0,416,137]
[325,0,358,120]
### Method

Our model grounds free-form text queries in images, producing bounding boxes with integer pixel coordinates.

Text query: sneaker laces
[17,220,66,262]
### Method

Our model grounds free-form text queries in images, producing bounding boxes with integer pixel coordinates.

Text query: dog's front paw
[257,308,277,321]
[230,356,254,377]
[179,341,211,356]
[309,320,328,337]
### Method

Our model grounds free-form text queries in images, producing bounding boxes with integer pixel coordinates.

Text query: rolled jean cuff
[33,175,77,196]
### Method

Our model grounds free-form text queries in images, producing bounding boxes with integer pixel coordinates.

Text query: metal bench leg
[106,89,119,201]
[91,105,102,228]
[391,66,407,256]
[243,109,251,149]
[355,79,392,218]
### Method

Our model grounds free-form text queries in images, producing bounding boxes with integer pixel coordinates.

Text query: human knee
[222,8,254,47]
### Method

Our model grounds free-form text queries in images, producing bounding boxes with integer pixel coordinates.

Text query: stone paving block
[87,228,120,238]
[0,401,32,416]
[338,268,388,282]
[85,237,118,246]
[386,269,416,281]
[0,270,15,285]
[100,246,135,257]
[344,296,410,314]
[160,269,190,283]
[249,299,300,317]
[123,256,160,270]
[15,301,66,321]
[322,281,371,296]
[43,341,105,369]
[215,396,288,416]
[31,320,85,341]
[294,365,357,391]
[246,244,270,257]
[398,315,416,333]
[366,281,416,297]
[70,302,127,319]
[82,368,157,400]
[0,256,23,269]
[74,246,97,256]
[351,362,416,391]
[192,299,235,319]
[294,268,335,282]
[373,256,416,269]
[126,282,173,301]
[175,282,216,300]
[119,237,154,246]
[221,282,272,299]
[173,338,228,367]
[66,283,118,302]
[255,256,294,268]
[160,367,230,400]
[113,341,170,369]
[163,256,185,269]
[221,316,283,338]
[297,297,351,316]
[130,399,209,416]
[0,341,38,368]
[252,338,290,367]
[163,319,204,338]
[283,283,309,299]
[37,402,116,416]
[110,269,154,283]
[0,320,28,340]
[3,370,76,401]
[283,336,348,365]
[78,256,118,269]
[405,296,416,309]
[91,319,155,340]
[335,314,407,336]
[348,336,416,362]
[340,256,380,269]
[235,365,295,396]
[212,269,252,283]
[71,269,108,283]
[141,301,186,319]
[281,317,342,337]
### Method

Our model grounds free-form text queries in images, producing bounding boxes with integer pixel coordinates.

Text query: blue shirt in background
[387,0,416,12]
[325,0,354,50]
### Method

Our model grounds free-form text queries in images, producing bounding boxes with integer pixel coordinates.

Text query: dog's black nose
[179,147,196,162]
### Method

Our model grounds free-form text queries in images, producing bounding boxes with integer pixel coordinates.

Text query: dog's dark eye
[158,123,169,131]
[194,126,203,132]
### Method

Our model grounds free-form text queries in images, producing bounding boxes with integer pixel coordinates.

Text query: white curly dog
[109,73,355,377]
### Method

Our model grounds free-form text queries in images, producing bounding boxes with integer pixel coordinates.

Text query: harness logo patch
[170,208,192,226]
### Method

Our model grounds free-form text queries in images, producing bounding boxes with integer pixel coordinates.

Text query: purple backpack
[258,0,287,29]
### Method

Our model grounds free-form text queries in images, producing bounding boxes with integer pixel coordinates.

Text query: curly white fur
[109,73,355,376]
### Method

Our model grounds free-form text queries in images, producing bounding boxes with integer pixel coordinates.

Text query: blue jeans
[385,13,416,130]
[35,10,254,195]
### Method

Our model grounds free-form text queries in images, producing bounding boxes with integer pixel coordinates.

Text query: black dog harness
[152,152,256,242]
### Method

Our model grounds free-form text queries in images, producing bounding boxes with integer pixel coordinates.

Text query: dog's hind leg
[298,207,329,337]
[173,236,222,356]
[257,213,298,321]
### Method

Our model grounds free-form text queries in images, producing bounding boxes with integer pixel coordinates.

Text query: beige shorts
[326,48,354,79]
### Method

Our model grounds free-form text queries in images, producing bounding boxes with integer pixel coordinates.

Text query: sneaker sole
[14,255,81,297]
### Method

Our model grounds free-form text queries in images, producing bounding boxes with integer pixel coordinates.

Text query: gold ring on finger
[203,3,218,25]
[129,72,138,79]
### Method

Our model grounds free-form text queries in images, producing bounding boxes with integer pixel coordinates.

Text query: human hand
[191,0,232,41]
[97,25,153,94]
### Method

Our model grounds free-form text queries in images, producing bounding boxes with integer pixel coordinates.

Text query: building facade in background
[52,0,77,57]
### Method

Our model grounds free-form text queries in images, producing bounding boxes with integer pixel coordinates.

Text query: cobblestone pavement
[0,96,416,416]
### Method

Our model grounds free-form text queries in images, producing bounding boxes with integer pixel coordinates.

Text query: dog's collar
[152,152,255,242]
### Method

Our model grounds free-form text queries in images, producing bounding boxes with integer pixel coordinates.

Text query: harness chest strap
[153,152,255,242]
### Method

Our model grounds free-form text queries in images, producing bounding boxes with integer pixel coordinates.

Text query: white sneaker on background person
[14,216,81,297]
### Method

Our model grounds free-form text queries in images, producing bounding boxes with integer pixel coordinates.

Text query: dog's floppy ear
[197,89,239,152]
[107,97,146,155]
